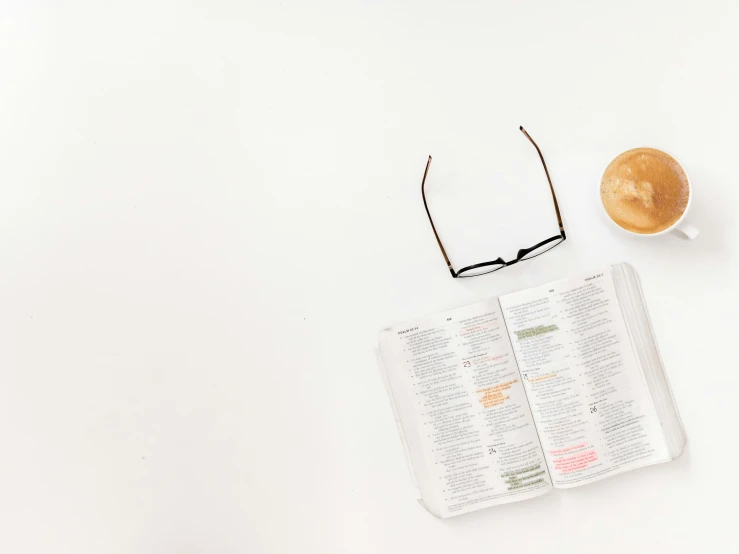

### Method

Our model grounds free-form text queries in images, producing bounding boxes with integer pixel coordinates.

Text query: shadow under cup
[599,147,699,240]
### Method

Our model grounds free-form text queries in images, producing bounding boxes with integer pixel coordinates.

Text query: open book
[377,264,686,518]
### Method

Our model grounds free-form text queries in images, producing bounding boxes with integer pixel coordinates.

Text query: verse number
[523,373,528,380]
[590,406,598,414]
[463,360,471,368]
[488,447,497,454]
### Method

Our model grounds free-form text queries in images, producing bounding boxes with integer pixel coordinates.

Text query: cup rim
[598,146,692,237]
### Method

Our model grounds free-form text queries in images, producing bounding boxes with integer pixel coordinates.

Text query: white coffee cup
[599,148,699,240]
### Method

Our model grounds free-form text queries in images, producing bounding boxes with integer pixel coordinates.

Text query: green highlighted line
[514,324,559,340]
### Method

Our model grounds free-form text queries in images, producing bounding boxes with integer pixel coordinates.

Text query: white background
[1,1,737,553]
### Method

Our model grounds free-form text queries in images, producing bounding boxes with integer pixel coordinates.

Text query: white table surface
[1,1,738,553]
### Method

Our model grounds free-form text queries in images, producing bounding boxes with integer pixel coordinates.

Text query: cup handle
[673,221,699,240]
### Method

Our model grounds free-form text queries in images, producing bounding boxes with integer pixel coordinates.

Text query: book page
[499,268,670,488]
[379,299,551,518]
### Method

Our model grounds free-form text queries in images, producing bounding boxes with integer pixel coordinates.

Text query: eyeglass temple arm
[421,156,456,276]
[519,126,566,239]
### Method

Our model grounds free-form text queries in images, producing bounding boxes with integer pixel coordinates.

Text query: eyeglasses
[421,126,566,278]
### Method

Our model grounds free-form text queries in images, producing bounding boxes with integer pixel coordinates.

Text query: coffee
[600,148,690,234]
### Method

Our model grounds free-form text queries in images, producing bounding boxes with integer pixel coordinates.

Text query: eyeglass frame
[421,126,566,278]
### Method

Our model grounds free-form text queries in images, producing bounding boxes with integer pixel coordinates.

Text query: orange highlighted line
[477,379,519,408]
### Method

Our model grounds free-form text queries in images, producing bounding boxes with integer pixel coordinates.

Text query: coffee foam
[600,148,689,234]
